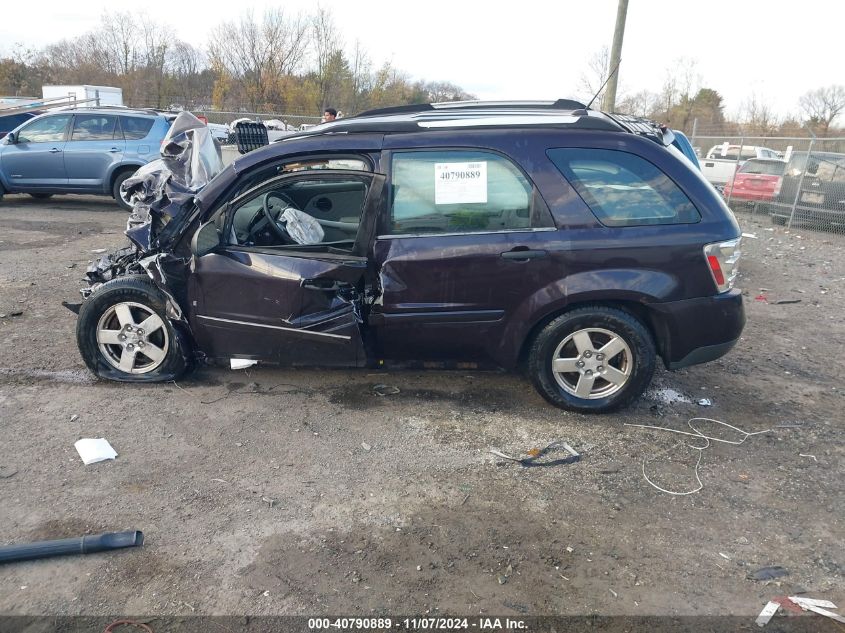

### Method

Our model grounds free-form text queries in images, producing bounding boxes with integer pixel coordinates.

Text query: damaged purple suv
[72,102,745,412]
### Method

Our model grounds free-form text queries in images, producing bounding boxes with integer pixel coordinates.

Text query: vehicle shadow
[1,194,122,213]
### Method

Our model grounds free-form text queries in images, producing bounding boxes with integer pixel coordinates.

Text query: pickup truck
[700,144,781,187]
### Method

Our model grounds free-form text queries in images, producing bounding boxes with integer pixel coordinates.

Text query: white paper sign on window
[434,162,488,205]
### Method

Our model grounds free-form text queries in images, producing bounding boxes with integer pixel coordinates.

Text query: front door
[64,113,125,190]
[1,114,71,189]
[370,148,559,367]
[189,170,385,366]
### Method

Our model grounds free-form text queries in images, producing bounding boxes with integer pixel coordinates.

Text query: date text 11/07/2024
[307,617,529,630]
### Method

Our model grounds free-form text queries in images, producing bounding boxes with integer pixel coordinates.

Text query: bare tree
[741,94,778,136]
[312,7,343,111]
[140,17,174,108]
[208,9,310,110]
[799,85,845,136]
[578,46,610,107]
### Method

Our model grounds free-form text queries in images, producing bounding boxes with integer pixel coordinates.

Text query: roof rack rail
[605,112,673,146]
[355,99,587,119]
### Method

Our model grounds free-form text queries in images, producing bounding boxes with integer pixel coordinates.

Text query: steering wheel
[260,191,296,243]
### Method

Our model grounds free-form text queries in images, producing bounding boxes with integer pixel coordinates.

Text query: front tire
[77,276,188,382]
[528,306,656,413]
[112,169,137,211]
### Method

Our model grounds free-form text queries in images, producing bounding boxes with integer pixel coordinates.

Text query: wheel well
[517,300,665,369]
[110,165,141,190]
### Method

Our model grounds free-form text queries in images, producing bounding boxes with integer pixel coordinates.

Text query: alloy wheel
[96,302,169,374]
[551,327,632,399]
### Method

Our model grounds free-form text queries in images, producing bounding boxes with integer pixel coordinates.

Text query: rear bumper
[648,289,745,370]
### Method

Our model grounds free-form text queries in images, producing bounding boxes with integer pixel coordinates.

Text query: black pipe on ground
[0,531,144,564]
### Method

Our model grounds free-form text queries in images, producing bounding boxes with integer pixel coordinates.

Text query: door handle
[49,147,62,153]
[301,278,353,292]
[109,147,121,153]
[501,249,548,261]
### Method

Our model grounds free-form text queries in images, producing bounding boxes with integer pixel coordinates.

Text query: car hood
[122,111,224,253]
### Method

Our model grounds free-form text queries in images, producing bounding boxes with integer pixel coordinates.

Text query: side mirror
[191,222,221,257]
[5,132,16,144]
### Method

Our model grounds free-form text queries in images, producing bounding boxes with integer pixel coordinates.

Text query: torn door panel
[188,250,367,366]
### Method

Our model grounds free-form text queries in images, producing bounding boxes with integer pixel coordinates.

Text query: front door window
[228,174,371,250]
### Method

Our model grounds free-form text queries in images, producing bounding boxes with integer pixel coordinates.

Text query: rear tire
[528,306,656,413]
[77,276,188,382]
[112,169,137,211]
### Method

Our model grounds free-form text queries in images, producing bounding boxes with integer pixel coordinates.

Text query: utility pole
[603,0,629,112]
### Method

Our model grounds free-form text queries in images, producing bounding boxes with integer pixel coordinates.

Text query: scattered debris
[748,566,789,581]
[648,388,692,405]
[210,478,228,484]
[373,384,400,396]
[416,565,422,571]
[566,546,574,553]
[755,601,780,627]
[66,263,77,269]
[230,358,257,370]
[742,232,758,239]
[361,442,372,451]
[773,299,801,305]
[70,414,79,423]
[790,597,845,624]
[718,552,731,560]
[625,418,771,495]
[74,438,117,465]
[261,496,276,508]
[609,588,618,598]
[104,620,154,633]
[490,441,580,467]
[755,294,768,302]
[0,466,17,479]
[757,596,844,628]
[90,249,107,254]
[697,398,712,407]
[799,453,818,462]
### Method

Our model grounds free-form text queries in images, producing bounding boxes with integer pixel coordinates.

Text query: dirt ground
[0,194,842,619]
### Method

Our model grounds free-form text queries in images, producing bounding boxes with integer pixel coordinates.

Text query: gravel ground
[0,194,842,619]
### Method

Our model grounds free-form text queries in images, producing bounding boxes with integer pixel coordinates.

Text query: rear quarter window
[547,148,700,227]
[120,116,155,140]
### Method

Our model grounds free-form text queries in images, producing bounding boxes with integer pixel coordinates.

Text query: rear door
[0,114,71,188]
[370,148,558,365]
[64,113,124,190]
[188,170,386,366]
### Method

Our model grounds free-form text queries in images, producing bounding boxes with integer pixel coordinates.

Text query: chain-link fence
[688,134,845,235]
[192,109,321,130]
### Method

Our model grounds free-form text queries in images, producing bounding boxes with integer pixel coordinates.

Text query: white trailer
[41,85,123,107]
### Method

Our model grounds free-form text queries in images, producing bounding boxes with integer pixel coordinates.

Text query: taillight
[703,238,741,293]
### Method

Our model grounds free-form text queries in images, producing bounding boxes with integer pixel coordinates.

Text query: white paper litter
[230,358,257,370]
[788,597,837,609]
[755,601,779,627]
[74,438,117,465]
[788,597,844,624]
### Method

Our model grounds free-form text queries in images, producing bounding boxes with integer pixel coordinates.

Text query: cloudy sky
[2,0,843,118]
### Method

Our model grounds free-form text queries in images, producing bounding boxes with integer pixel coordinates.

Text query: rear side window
[547,148,700,227]
[71,114,117,141]
[387,150,553,235]
[740,160,785,176]
[120,116,155,140]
